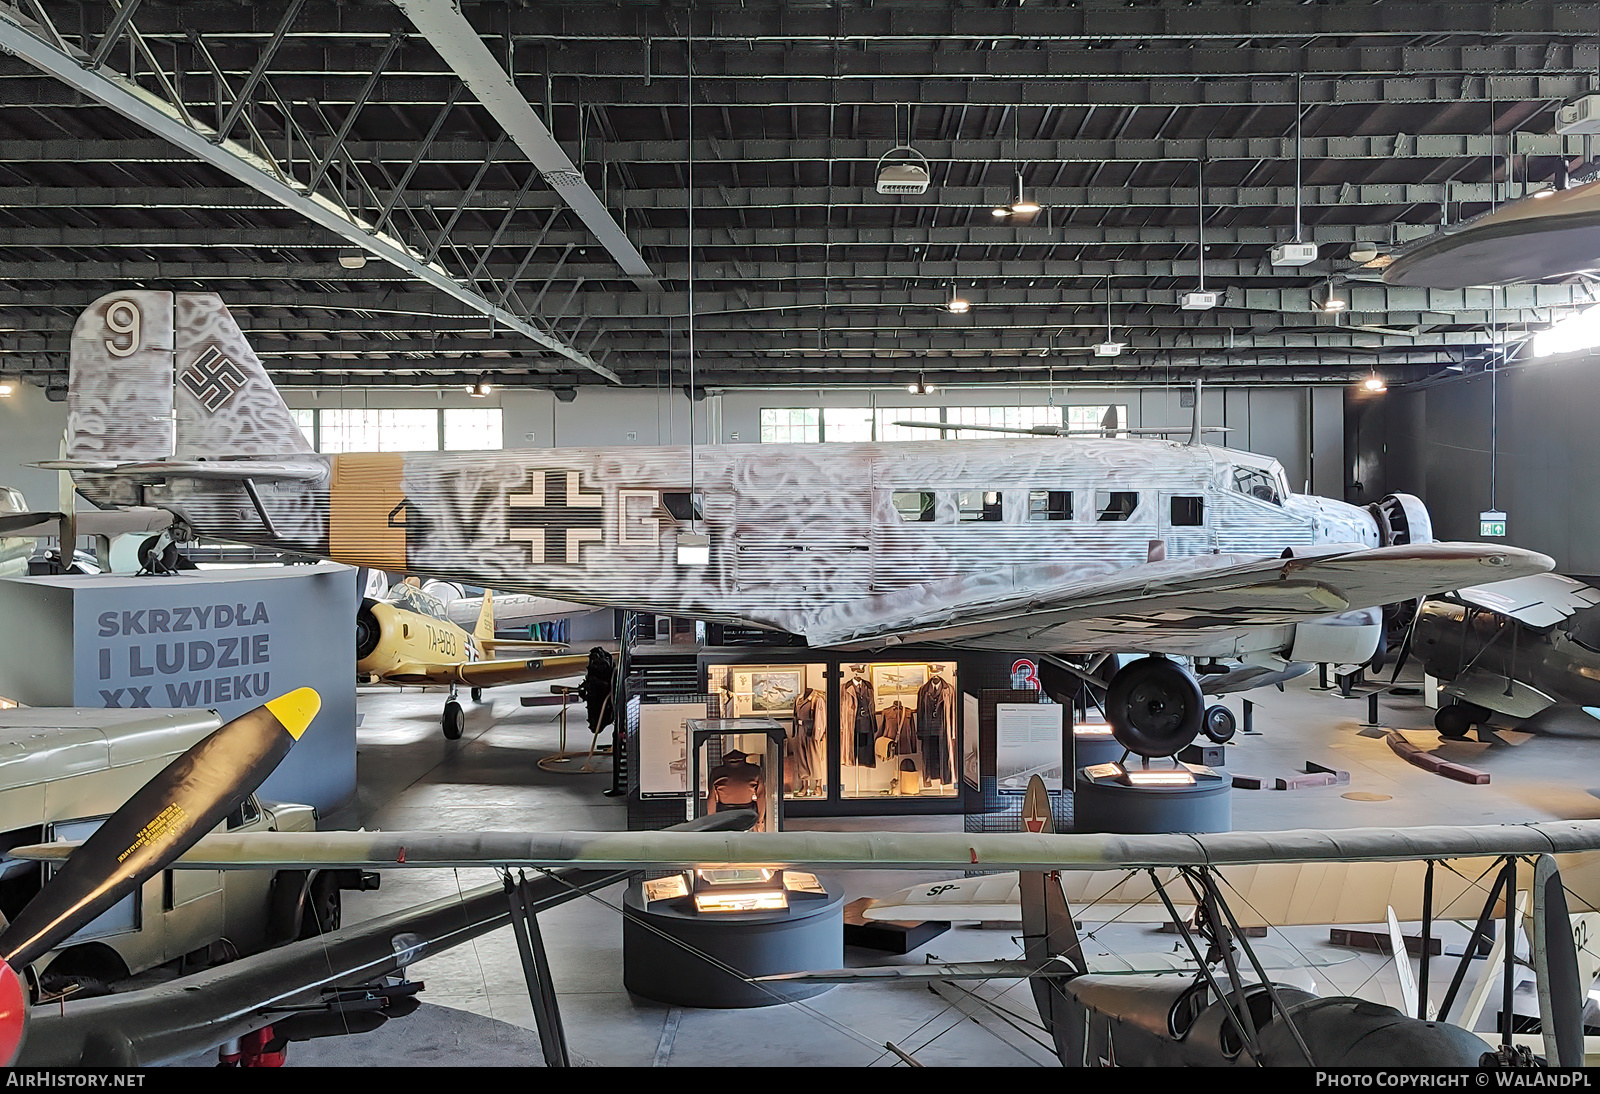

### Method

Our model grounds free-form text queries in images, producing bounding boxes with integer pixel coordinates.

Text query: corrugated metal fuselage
[83,437,1379,655]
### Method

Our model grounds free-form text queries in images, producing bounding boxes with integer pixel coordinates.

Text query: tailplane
[67,290,309,465]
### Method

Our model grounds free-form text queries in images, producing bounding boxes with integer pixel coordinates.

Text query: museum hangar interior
[3,0,1600,1070]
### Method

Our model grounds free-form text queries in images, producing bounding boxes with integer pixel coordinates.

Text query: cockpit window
[1231,467,1282,506]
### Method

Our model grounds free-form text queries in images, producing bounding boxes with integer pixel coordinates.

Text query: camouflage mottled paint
[60,290,1547,661]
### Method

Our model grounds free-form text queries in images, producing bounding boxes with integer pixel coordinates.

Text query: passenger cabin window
[892,491,937,523]
[957,490,1003,522]
[1232,468,1282,506]
[1095,491,1139,522]
[1171,496,1205,526]
[1028,490,1073,522]
[662,492,704,521]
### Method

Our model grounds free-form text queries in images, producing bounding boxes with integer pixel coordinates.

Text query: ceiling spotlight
[991,206,1009,218]
[946,288,971,314]
[0,381,12,397]
[1322,280,1347,313]
[466,376,492,398]
[908,372,936,395]
[337,248,368,270]
[1363,373,1387,393]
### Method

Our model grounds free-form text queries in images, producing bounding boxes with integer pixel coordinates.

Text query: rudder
[68,290,310,463]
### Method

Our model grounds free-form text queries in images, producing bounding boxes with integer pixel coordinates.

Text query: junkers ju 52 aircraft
[47,290,1555,758]
[357,583,590,738]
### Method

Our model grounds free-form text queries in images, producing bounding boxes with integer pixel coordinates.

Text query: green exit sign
[1480,510,1507,537]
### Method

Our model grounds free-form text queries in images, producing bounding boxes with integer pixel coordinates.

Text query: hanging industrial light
[1094,278,1126,356]
[946,285,971,314]
[1321,279,1347,313]
[1181,157,1218,310]
[992,171,1041,218]
[1362,371,1387,393]
[908,371,937,395]
[466,375,492,398]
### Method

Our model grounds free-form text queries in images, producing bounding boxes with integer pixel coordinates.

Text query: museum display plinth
[621,881,844,1008]
[0,563,357,811]
[1073,762,1231,833]
[1072,725,1125,769]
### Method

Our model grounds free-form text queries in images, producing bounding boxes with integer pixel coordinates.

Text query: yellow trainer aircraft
[356,586,590,739]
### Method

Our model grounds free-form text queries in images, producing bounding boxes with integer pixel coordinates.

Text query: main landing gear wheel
[442,699,465,740]
[1202,704,1237,744]
[1435,702,1489,740]
[1104,657,1205,758]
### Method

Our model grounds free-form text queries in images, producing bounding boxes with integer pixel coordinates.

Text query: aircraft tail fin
[67,290,310,465]
[474,589,496,649]
[1017,776,1086,1062]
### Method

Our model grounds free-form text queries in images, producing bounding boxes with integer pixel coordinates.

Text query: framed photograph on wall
[871,663,927,708]
[749,670,802,713]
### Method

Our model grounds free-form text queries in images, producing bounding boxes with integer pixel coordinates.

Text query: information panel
[995,702,1064,793]
[637,700,702,797]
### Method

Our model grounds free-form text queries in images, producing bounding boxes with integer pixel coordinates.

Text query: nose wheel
[1103,657,1205,758]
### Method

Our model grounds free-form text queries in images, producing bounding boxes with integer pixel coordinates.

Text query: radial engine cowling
[1369,493,1433,547]
[355,597,383,661]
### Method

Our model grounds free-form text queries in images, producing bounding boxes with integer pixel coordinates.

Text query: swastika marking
[180,345,249,412]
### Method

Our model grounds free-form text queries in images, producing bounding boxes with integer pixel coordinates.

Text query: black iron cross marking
[508,470,604,565]
[180,345,249,412]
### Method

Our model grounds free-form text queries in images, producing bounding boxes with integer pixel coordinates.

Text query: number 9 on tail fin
[67,290,310,467]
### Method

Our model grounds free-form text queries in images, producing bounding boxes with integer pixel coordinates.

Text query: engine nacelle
[1289,607,1383,665]
[1370,493,1434,546]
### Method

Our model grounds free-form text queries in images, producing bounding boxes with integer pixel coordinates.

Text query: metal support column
[504,871,570,1067]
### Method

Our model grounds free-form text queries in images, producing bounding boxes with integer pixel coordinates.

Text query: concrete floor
[271,671,1600,1067]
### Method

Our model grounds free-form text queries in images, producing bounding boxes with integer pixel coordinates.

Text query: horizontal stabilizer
[36,459,324,482]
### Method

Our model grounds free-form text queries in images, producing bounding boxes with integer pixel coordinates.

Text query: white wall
[714,384,1343,499]
[0,382,69,508]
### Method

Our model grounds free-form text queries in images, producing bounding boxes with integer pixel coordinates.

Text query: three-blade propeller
[0,688,320,1064]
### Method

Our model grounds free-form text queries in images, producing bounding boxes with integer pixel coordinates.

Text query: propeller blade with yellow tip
[0,688,320,973]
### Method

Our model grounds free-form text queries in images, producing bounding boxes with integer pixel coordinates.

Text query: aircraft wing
[1453,573,1600,629]
[380,653,590,688]
[797,542,1553,651]
[1442,670,1559,719]
[29,818,1600,875]
[475,638,571,656]
[862,856,1600,928]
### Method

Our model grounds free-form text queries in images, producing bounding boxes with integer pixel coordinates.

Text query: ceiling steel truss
[0,1,1591,390]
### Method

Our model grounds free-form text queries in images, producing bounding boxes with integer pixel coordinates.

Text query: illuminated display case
[640,868,831,916]
[687,717,787,832]
[840,661,959,800]
[706,663,829,801]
